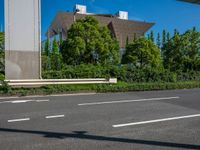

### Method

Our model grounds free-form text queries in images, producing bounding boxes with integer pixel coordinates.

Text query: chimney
[74,4,87,14]
[117,11,128,20]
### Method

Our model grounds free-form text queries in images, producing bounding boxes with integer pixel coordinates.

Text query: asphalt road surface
[0,89,200,150]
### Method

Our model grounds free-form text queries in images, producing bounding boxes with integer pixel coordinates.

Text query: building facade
[47,5,154,55]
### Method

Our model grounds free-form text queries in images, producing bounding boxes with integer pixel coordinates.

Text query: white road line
[11,100,33,103]
[45,115,65,119]
[0,100,32,104]
[36,99,49,102]
[78,97,180,106]
[113,114,200,128]
[0,99,49,104]
[8,118,30,123]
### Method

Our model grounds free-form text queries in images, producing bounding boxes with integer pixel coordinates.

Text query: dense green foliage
[44,38,50,56]
[42,38,62,71]
[162,27,200,71]
[42,38,51,71]
[51,38,62,70]
[149,31,155,43]
[60,16,120,65]
[42,64,200,83]
[40,25,200,93]
[122,37,162,69]
[156,33,161,48]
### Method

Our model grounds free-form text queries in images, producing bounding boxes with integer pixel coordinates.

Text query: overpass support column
[4,0,41,80]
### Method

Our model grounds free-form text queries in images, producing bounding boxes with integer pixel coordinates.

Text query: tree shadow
[0,128,199,149]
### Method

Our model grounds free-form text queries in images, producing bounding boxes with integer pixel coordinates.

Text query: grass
[0,80,200,97]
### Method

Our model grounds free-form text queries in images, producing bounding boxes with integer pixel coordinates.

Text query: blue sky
[0,0,200,40]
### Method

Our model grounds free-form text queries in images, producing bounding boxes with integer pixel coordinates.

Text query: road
[0,89,200,150]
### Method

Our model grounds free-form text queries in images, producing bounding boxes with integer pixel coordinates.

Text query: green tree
[150,31,154,43]
[156,33,161,48]
[163,28,200,71]
[161,31,170,59]
[61,16,120,65]
[126,36,129,46]
[174,29,179,36]
[42,39,51,71]
[147,34,150,41]
[122,37,162,69]
[163,32,182,71]
[161,30,168,58]
[166,32,170,42]
[51,38,62,70]
[162,30,166,46]
[44,39,50,56]
[182,27,200,71]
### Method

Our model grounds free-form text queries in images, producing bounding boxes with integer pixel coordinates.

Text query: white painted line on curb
[113,114,200,128]
[45,115,65,119]
[78,97,180,106]
[8,118,30,123]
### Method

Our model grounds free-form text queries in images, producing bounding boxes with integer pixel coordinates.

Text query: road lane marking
[36,100,49,102]
[0,99,49,104]
[45,115,65,119]
[113,114,200,128]
[11,100,33,103]
[78,97,180,106]
[8,118,30,123]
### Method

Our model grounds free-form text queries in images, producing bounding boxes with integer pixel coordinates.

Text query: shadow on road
[0,128,199,149]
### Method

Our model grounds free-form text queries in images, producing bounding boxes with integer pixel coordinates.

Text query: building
[47,4,154,54]
[179,0,200,4]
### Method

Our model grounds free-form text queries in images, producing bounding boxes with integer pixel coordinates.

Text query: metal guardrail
[1,78,117,88]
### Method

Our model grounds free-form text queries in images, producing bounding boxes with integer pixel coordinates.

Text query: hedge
[42,64,200,83]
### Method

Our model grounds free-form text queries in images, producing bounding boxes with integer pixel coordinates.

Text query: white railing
[1,78,117,87]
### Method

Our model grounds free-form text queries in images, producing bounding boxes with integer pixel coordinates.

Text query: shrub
[42,64,200,83]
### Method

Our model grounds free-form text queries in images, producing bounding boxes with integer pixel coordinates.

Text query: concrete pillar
[4,0,41,80]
